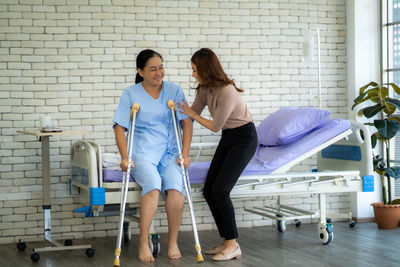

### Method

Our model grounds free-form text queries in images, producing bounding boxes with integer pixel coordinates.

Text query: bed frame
[69,121,373,245]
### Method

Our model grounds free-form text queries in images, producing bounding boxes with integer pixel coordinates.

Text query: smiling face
[138,56,165,89]
[191,62,201,84]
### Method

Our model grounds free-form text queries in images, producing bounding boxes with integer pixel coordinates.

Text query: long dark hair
[191,48,243,92]
[135,49,163,84]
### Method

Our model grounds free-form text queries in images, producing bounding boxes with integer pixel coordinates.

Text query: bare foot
[168,242,182,260]
[139,240,154,262]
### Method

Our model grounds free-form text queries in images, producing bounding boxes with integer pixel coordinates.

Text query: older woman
[113,49,192,262]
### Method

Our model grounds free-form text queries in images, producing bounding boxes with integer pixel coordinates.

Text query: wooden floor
[1,222,399,267]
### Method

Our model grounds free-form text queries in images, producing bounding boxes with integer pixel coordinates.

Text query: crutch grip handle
[168,100,176,111]
[130,102,140,119]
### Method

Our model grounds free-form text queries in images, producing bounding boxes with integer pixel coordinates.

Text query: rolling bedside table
[16,130,95,262]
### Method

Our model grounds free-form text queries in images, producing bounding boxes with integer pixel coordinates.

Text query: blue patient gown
[113,80,189,167]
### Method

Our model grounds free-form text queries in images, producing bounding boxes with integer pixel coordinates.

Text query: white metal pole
[317,28,322,109]
[168,100,204,263]
[113,103,139,267]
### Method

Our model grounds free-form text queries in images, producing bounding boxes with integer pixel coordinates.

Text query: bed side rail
[88,141,103,187]
[317,120,373,179]
[191,142,218,162]
[70,140,99,188]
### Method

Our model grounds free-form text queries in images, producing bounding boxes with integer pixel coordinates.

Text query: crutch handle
[168,100,176,111]
[130,102,140,119]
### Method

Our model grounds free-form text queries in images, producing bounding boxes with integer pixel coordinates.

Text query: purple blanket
[103,169,134,183]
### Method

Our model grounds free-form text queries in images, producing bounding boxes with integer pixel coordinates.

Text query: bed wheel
[85,248,95,257]
[31,252,40,262]
[16,240,26,251]
[149,233,160,256]
[277,220,286,232]
[318,222,334,245]
[275,214,286,232]
[276,220,286,232]
[349,221,356,228]
[64,239,73,246]
[295,220,302,227]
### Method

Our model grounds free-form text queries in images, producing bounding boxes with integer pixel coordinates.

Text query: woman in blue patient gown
[113,49,192,262]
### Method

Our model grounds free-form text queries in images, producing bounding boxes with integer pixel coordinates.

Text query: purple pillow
[256,107,330,146]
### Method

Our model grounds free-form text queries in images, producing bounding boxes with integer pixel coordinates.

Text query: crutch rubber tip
[197,253,204,262]
[113,258,120,267]
[168,99,176,110]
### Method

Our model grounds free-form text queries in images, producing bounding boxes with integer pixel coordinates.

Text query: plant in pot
[352,81,400,229]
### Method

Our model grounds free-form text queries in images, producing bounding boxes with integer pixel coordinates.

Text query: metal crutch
[113,102,140,267]
[168,100,204,263]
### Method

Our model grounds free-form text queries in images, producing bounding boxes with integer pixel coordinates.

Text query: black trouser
[203,122,258,240]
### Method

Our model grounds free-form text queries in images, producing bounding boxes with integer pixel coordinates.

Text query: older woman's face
[138,56,165,88]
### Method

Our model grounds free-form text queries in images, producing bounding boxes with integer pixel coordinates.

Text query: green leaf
[375,168,385,175]
[351,91,368,110]
[374,119,400,139]
[388,83,400,95]
[375,132,387,142]
[367,89,380,103]
[379,86,389,98]
[383,102,396,115]
[388,115,400,124]
[383,166,400,178]
[362,105,385,118]
[392,198,400,205]
[384,98,400,109]
[374,156,385,168]
[359,81,378,94]
[371,133,377,148]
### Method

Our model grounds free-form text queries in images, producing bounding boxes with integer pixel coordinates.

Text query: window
[382,0,400,198]
[382,0,400,84]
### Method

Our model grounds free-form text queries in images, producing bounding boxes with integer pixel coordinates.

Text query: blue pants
[132,155,184,196]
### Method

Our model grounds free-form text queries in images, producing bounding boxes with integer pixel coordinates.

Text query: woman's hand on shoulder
[178,99,197,119]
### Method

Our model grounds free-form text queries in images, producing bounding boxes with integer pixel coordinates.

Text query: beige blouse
[191,84,253,130]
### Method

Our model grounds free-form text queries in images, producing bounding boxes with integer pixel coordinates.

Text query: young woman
[178,48,257,261]
[113,49,192,262]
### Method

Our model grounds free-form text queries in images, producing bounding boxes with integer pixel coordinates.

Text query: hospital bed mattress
[188,118,350,184]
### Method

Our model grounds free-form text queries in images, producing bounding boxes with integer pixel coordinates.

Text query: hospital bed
[69,114,374,246]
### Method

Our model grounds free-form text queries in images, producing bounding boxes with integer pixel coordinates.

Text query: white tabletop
[17,130,89,137]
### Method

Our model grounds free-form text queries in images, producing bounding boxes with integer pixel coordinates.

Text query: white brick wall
[0,0,349,244]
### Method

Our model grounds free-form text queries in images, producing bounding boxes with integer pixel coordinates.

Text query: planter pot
[371,202,400,229]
